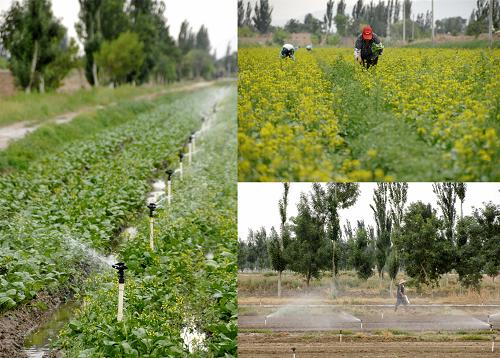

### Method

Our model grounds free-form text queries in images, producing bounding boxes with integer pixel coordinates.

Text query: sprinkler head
[201,116,206,123]
[188,135,193,143]
[178,151,184,161]
[112,262,127,283]
[165,169,174,181]
[291,347,296,352]
[147,202,157,217]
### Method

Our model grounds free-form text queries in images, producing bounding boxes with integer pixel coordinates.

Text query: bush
[273,29,290,44]
[326,34,341,46]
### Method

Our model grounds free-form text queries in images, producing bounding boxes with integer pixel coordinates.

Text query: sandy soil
[238,333,496,357]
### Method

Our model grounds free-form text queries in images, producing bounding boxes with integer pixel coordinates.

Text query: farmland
[0,83,237,356]
[238,48,499,182]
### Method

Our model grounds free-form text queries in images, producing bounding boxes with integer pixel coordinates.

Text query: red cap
[362,26,373,40]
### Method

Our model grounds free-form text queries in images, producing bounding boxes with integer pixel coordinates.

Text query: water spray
[291,347,296,358]
[191,131,196,152]
[147,202,156,250]
[264,316,267,326]
[165,169,174,205]
[339,329,343,343]
[178,151,184,181]
[488,315,490,324]
[112,262,127,322]
[188,136,193,165]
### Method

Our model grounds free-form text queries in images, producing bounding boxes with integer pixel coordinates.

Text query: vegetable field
[238,48,499,182]
[0,83,236,356]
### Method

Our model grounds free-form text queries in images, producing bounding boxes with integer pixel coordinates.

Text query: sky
[0,0,237,59]
[238,183,500,240]
[247,0,478,26]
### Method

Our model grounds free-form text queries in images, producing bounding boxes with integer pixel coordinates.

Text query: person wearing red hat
[354,25,384,69]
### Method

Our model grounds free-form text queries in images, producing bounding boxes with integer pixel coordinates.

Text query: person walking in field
[395,279,410,311]
[280,43,296,60]
[354,25,384,69]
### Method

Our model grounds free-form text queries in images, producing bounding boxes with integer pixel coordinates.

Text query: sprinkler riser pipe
[360,321,363,329]
[117,283,124,322]
[188,143,192,164]
[167,180,172,205]
[180,162,183,180]
[192,136,196,152]
[149,217,154,251]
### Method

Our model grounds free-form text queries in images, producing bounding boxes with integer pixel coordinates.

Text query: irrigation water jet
[181,324,207,353]
[147,202,157,250]
[112,262,127,322]
[165,169,174,205]
[178,151,184,181]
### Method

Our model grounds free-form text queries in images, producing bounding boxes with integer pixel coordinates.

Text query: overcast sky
[0,0,237,58]
[247,0,478,26]
[238,183,500,240]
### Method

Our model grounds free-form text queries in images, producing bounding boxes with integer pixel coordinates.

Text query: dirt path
[0,81,215,150]
[238,334,495,358]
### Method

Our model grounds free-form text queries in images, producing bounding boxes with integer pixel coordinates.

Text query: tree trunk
[390,279,393,298]
[27,40,39,93]
[38,74,45,93]
[332,240,336,296]
[92,62,99,87]
[278,271,282,297]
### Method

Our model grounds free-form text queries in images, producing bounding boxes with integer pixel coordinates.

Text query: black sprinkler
[112,262,127,284]
[166,169,174,181]
[147,202,157,217]
[188,135,193,143]
[178,151,184,162]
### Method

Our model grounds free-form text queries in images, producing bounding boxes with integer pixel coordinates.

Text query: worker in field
[394,278,410,311]
[354,25,384,69]
[306,44,313,52]
[280,43,296,60]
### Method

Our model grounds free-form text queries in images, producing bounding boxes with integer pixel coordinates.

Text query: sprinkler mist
[147,202,156,250]
[112,262,127,322]
[291,347,296,358]
[165,169,174,205]
[178,151,184,181]
[188,136,193,165]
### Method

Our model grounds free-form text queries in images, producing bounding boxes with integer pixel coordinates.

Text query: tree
[455,183,467,219]
[467,0,500,37]
[476,202,500,282]
[436,17,467,35]
[238,0,245,27]
[195,25,211,52]
[325,183,360,292]
[268,183,290,297]
[371,183,392,279]
[95,31,144,85]
[253,0,273,34]
[288,193,330,286]
[352,221,374,280]
[398,202,454,287]
[0,0,71,92]
[324,0,335,34]
[455,216,484,291]
[304,13,323,34]
[433,183,457,243]
[334,0,348,36]
[244,1,253,27]
[178,20,195,55]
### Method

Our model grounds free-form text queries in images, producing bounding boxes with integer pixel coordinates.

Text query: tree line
[239,0,499,41]
[238,183,500,296]
[0,0,236,93]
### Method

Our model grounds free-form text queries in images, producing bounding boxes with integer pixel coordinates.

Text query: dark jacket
[355,33,383,59]
[397,283,405,298]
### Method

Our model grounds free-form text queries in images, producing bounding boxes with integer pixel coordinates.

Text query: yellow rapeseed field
[238,47,499,182]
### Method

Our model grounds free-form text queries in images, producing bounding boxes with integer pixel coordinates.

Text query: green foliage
[475,202,500,280]
[326,34,341,46]
[272,28,290,45]
[0,0,75,92]
[253,0,273,34]
[0,56,7,69]
[371,183,392,277]
[239,26,256,37]
[455,216,484,290]
[352,221,374,280]
[95,31,144,84]
[398,202,455,287]
[181,49,215,80]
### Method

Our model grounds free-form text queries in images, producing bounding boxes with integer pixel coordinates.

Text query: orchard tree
[0,0,71,92]
[178,20,195,55]
[455,216,484,291]
[433,183,457,243]
[238,0,245,27]
[268,183,290,297]
[352,221,374,280]
[95,31,144,85]
[398,202,454,287]
[334,0,348,36]
[253,0,273,34]
[371,183,392,279]
[244,1,253,27]
[288,193,330,286]
[325,183,360,291]
[476,202,500,282]
[455,183,467,219]
[324,0,335,34]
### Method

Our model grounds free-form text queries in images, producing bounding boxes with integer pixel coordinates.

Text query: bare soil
[238,333,496,357]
